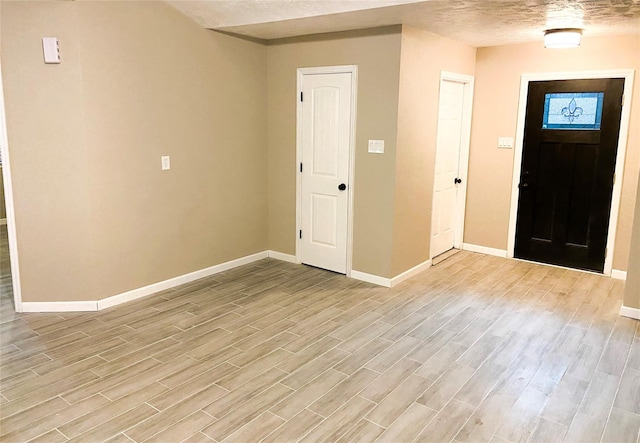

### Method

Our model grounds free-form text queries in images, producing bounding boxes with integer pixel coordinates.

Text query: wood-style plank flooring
[1,250,639,442]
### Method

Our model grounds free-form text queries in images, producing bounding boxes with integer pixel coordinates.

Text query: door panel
[514,78,624,272]
[311,193,338,247]
[312,87,340,177]
[300,72,352,274]
[431,80,465,258]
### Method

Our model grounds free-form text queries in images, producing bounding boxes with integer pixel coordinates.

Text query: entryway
[296,66,357,275]
[508,70,634,276]
[430,72,474,261]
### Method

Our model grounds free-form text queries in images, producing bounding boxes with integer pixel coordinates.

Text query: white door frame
[0,63,23,312]
[430,71,475,259]
[506,69,635,276]
[296,65,358,277]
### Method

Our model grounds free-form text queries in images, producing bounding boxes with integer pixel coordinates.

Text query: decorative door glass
[542,92,604,130]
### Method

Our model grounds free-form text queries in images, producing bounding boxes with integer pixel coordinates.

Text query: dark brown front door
[514,78,624,272]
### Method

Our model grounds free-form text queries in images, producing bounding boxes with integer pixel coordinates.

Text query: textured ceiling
[167,0,640,47]
[166,0,424,28]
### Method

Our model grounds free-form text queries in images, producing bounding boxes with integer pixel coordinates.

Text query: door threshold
[432,248,461,266]
[511,256,605,276]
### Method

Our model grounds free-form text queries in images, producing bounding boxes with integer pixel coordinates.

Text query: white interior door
[299,72,352,274]
[431,79,465,258]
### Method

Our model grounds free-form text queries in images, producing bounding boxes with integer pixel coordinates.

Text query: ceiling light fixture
[544,28,583,48]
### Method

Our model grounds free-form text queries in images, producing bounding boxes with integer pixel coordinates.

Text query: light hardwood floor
[0,251,638,442]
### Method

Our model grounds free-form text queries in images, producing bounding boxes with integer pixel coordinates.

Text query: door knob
[338,183,347,191]
[454,178,462,184]
[519,182,529,189]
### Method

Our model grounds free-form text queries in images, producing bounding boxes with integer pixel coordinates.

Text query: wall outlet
[161,156,170,170]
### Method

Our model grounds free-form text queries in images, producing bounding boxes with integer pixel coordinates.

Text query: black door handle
[519,182,529,189]
[454,178,462,184]
[338,183,347,191]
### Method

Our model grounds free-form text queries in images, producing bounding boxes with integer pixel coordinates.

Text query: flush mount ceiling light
[544,28,583,48]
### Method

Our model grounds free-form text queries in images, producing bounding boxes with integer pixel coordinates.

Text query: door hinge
[300,162,303,173]
[621,94,625,107]
[300,91,303,102]
[299,230,302,239]
[613,173,616,185]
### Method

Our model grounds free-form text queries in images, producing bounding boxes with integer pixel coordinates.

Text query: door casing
[430,71,475,259]
[507,69,635,276]
[296,65,358,276]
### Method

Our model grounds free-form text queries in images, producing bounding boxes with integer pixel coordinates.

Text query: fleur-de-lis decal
[561,98,583,123]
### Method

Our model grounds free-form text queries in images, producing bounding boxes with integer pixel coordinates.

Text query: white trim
[0,62,23,312]
[507,69,635,278]
[462,243,508,258]
[267,250,297,263]
[605,72,634,275]
[611,269,627,280]
[98,251,268,310]
[619,305,640,320]
[390,259,432,286]
[352,258,433,288]
[19,251,270,312]
[350,270,392,288]
[431,72,475,258]
[22,301,98,313]
[296,65,358,277]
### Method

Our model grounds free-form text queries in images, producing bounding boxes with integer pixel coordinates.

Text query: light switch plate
[42,37,60,64]
[161,156,171,170]
[497,137,514,149]
[368,139,384,154]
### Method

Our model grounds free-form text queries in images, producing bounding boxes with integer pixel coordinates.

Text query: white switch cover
[42,37,60,64]
[368,140,384,154]
[161,156,171,170]
[497,137,514,149]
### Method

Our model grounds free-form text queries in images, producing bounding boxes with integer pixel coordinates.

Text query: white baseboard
[350,270,392,288]
[268,250,297,263]
[611,269,627,280]
[97,251,268,310]
[462,243,508,258]
[391,259,432,286]
[23,251,270,312]
[351,259,432,288]
[620,305,640,320]
[21,301,98,312]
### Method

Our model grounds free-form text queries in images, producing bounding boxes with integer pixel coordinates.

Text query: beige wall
[4,2,637,303]
[2,1,268,302]
[267,27,403,278]
[392,26,476,276]
[466,35,640,271]
[266,26,477,278]
[623,171,640,309]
